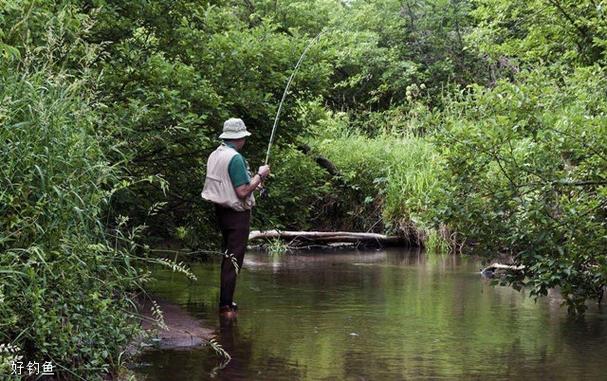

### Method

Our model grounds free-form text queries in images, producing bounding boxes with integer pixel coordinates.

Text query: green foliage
[254,145,332,230]
[266,238,289,255]
[425,227,451,254]
[434,66,607,313]
[308,115,443,239]
[0,55,138,380]
[469,0,607,69]
[326,0,481,130]
[0,3,193,378]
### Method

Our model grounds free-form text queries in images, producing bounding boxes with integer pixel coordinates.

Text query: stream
[133,248,607,380]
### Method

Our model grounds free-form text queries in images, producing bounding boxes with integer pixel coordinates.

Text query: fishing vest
[201,144,255,211]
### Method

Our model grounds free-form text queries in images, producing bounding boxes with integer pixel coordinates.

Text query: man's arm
[227,152,270,199]
[234,172,265,199]
[233,163,270,199]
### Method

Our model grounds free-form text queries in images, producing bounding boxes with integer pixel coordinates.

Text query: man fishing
[201,118,270,317]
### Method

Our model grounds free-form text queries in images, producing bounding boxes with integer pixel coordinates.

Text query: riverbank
[136,297,215,350]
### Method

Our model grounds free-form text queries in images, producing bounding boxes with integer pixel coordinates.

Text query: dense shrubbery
[0,43,140,380]
[253,145,333,231]
[434,67,607,313]
[428,0,607,313]
[1,4,179,379]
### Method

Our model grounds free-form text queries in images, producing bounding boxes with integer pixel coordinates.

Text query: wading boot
[219,303,237,319]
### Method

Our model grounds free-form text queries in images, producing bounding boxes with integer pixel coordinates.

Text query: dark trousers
[215,205,251,307]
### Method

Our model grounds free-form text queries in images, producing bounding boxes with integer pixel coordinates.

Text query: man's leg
[217,207,250,308]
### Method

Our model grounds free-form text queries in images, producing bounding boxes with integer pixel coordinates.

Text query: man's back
[201,144,255,211]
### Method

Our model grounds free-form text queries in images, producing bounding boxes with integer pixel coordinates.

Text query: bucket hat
[219,118,251,139]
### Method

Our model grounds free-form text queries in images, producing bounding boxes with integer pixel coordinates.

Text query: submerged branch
[480,262,526,278]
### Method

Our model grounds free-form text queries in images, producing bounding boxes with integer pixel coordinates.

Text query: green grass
[309,120,445,242]
[266,238,289,255]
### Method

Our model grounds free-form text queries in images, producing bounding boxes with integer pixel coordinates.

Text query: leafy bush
[254,145,332,231]
[468,0,607,68]
[0,63,143,379]
[0,5,152,378]
[434,66,607,313]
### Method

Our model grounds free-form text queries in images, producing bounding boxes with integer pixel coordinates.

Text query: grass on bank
[307,116,447,250]
[0,39,194,380]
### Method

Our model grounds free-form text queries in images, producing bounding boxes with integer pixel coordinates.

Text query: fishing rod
[264,29,327,165]
[259,29,327,198]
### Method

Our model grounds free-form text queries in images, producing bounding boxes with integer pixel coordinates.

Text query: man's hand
[258,165,270,179]
[234,165,271,199]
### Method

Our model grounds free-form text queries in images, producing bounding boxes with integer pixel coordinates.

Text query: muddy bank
[137,297,215,349]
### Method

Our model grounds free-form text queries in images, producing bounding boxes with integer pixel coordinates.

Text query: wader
[215,204,251,308]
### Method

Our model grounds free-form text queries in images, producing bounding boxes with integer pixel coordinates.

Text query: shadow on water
[134,248,607,380]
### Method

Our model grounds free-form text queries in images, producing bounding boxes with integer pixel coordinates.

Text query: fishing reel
[260,186,269,199]
[258,165,271,199]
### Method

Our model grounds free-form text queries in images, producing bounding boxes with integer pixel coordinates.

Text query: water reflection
[135,249,607,380]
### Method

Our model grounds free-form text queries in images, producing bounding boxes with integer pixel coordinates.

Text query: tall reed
[310,122,444,244]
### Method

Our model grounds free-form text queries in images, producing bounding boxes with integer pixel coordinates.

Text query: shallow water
[134,249,607,380]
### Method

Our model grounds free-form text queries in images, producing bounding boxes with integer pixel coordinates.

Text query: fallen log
[249,230,405,245]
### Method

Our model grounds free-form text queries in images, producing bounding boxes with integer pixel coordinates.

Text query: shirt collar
[223,141,237,150]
